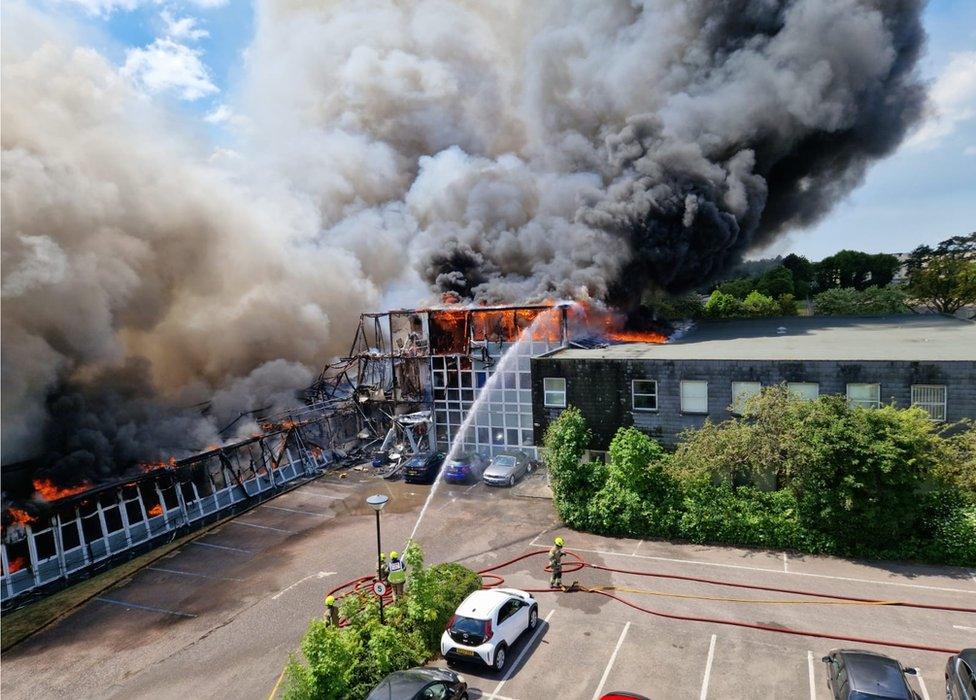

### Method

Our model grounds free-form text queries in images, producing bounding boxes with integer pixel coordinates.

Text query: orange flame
[568,300,667,344]
[139,456,178,473]
[7,556,27,573]
[606,329,668,344]
[147,503,163,517]
[32,478,92,502]
[8,507,36,526]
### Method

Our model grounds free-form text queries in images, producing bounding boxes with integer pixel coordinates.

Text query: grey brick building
[531,315,976,451]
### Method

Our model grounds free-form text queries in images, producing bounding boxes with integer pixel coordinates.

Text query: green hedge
[282,542,481,700]
[544,394,976,567]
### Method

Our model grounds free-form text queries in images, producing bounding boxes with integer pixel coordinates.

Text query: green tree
[704,290,744,318]
[543,406,603,525]
[741,290,780,316]
[783,254,815,297]
[717,277,756,299]
[815,250,900,291]
[755,266,795,298]
[813,286,908,315]
[777,293,798,315]
[907,256,976,315]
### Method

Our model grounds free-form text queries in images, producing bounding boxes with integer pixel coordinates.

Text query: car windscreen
[449,616,487,645]
[493,456,516,467]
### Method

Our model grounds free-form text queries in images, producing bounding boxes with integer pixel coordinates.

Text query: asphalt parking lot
[1,465,973,699]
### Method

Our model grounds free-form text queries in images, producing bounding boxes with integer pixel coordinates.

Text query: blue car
[443,451,488,484]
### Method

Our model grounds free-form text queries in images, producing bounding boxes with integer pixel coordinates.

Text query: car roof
[456,589,518,618]
[958,648,976,670]
[367,668,453,699]
[837,651,911,698]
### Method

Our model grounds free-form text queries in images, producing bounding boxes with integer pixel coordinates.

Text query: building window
[680,380,708,414]
[847,383,880,409]
[787,382,819,400]
[543,377,566,407]
[631,379,658,412]
[911,385,947,421]
[731,381,761,414]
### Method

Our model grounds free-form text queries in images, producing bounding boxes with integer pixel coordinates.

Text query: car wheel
[494,645,507,671]
[528,605,538,630]
[508,475,515,487]
[459,693,469,700]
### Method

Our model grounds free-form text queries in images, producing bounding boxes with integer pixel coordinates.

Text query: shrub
[742,291,781,316]
[703,290,744,318]
[282,542,481,700]
[813,285,908,315]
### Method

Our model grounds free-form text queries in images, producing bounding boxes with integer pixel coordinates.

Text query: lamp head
[366,494,389,512]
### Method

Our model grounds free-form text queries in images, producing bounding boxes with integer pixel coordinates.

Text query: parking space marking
[189,541,253,554]
[227,521,296,534]
[632,541,643,556]
[807,651,817,700]
[148,567,244,582]
[783,553,789,573]
[531,544,976,593]
[96,597,197,618]
[260,505,329,516]
[298,491,345,500]
[270,571,337,601]
[437,497,458,511]
[916,671,930,700]
[591,621,631,700]
[953,624,976,631]
[487,610,555,700]
[699,634,717,700]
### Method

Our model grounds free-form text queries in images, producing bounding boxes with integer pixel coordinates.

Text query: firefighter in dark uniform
[324,594,339,626]
[378,552,389,582]
[549,537,565,589]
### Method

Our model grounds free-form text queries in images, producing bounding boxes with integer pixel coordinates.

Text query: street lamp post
[366,494,389,624]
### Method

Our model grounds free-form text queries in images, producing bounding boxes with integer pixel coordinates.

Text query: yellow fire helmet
[554,537,565,547]
[325,595,335,606]
[390,551,399,560]
[379,552,386,560]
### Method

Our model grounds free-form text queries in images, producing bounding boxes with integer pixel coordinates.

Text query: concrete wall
[530,357,976,449]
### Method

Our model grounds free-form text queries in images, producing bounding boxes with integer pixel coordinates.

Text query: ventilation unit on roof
[776,326,787,335]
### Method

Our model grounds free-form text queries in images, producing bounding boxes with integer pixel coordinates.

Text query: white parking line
[632,541,643,556]
[783,553,789,573]
[807,651,817,700]
[530,544,976,594]
[227,521,295,534]
[189,541,253,554]
[488,610,555,700]
[916,671,930,700]
[591,621,631,700]
[953,624,976,631]
[299,491,345,500]
[148,567,244,581]
[96,597,196,618]
[699,634,717,700]
[260,505,329,516]
[464,482,481,493]
[270,571,337,601]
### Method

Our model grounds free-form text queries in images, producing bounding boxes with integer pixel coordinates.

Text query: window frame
[631,379,658,412]
[543,377,566,408]
[730,381,762,414]
[911,384,947,422]
[846,383,881,409]
[787,382,819,401]
[680,380,709,414]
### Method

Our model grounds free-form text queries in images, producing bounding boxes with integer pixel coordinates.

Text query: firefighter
[324,594,339,626]
[549,537,566,589]
[378,552,389,582]
[388,550,407,600]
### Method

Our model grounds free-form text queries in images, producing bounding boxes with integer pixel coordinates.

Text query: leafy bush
[282,542,481,700]
[813,285,908,315]
[546,391,975,566]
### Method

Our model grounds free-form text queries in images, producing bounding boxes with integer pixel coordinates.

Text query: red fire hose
[322,549,972,653]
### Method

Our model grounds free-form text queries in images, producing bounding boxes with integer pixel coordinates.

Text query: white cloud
[188,0,229,7]
[906,51,976,150]
[122,38,218,101]
[59,0,142,16]
[204,103,250,129]
[160,10,209,42]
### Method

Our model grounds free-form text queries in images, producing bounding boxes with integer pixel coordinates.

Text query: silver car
[483,450,532,487]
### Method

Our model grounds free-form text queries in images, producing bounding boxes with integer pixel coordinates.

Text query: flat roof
[547,315,976,362]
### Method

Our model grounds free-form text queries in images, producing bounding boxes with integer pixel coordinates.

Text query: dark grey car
[822,649,920,699]
[946,648,976,700]
[483,450,531,487]
[365,667,467,700]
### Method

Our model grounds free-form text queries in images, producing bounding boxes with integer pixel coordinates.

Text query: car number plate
[454,648,475,656]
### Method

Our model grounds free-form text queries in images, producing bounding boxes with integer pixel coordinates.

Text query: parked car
[822,649,920,699]
[403,451,446,484]
[946,648,976,700]
[365,667,467,700]
[441,587,539,671]
[599,695,651,700]
[443,451,488,484]
[483,450,532,487]
[371,450,392,468]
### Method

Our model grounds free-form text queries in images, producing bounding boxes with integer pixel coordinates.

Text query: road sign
[372,580,387,597]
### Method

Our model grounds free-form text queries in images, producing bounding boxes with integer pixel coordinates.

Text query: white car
[440,588,539,671]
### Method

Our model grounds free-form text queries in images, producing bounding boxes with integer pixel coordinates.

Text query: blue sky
[40,0,976,261]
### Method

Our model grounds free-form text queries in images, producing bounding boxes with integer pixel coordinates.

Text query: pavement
[1,466,973,700]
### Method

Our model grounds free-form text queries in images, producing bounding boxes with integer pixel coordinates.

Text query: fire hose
[322,549,972,653]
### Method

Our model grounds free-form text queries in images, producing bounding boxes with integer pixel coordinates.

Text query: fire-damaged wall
[0,427,330,606]
[531,358,976,449]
